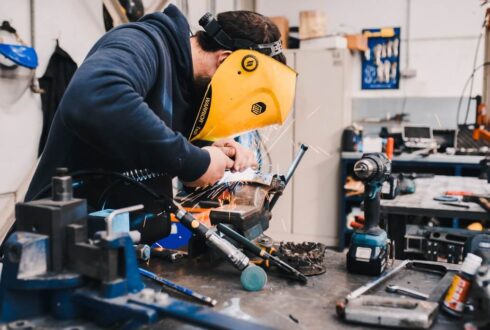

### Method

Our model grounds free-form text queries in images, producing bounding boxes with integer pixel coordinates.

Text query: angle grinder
[347,153,391,275]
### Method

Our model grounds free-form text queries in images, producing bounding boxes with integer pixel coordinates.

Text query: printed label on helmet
[190,86,212,139]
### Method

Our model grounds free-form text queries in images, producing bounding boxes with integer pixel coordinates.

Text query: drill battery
[347,231,388,276]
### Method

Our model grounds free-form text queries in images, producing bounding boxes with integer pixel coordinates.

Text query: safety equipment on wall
[189,49,297,142]
[0,44,38,69]
[0,21,38,69]
[199,12,283,57]
[0,21,38,107]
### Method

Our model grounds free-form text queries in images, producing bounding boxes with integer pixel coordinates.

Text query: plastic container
[441,253,483,317]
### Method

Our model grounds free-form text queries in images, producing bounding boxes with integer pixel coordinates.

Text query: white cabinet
[265,49,352,247]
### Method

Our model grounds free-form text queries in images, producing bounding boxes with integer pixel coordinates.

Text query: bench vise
[0,169,271,329]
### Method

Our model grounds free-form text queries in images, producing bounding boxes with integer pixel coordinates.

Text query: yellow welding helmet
[189,49,297,142]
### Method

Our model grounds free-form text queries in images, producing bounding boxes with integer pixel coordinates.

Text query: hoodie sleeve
[59,27,210,182]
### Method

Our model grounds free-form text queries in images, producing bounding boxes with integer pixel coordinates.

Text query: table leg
[386,214,407,260]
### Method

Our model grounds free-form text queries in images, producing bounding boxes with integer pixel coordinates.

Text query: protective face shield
[189,49,297,142]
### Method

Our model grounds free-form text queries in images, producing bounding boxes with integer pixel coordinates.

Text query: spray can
[442,253,483,317]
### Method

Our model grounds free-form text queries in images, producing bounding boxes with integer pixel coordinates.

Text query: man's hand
[184,146,233,187]
[212,139,258,172]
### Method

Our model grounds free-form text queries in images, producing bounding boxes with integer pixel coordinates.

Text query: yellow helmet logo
[242,54,258,72]
[190,50,297,142]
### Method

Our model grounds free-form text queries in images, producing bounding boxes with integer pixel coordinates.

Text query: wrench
[386,284,429,300]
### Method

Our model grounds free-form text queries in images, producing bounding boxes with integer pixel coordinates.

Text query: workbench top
[142,250,471,330]
[381,175,490,220]
[342,151,484,164]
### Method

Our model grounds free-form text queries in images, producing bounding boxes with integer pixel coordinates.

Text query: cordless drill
[347,153,391,275]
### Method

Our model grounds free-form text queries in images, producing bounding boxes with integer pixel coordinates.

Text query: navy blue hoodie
[25,5,210,201]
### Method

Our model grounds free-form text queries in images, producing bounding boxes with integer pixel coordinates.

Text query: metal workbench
[380,175,490,258]
[341,151,485,166]
[142,250,469,330]
[381,175,490,220]
[339,152,484,251]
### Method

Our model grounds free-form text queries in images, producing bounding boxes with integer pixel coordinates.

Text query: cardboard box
[346,34,368,51]
[299,10,327,40]
[270,16,289,48]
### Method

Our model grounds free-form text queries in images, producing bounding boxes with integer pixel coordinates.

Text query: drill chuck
[353,159,377,180]
[353,153,391,183]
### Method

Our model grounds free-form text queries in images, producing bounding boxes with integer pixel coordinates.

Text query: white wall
[256,0,486,98]
[0,0,106,240]
[0,0,105,196]
[0,0,245,239]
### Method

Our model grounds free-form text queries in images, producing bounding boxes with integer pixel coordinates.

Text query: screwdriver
[139,268,217,307]
[216,223,307,284]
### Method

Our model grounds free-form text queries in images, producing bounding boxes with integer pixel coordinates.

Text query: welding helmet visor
[189,49,297,142]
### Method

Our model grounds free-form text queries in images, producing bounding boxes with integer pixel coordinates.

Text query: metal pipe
[285,144,308,184]
[269,144,308,210]
[30,0,35,48]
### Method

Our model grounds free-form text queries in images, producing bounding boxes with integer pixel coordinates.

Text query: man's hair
[195,11,286,65]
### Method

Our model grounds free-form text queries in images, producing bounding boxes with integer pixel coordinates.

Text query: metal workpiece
[342,295,438,329]
[285,144,309,184]
[338,260,465,329]
[269,143,308,210]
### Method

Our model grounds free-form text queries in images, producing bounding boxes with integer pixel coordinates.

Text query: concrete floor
[142,250,474,330]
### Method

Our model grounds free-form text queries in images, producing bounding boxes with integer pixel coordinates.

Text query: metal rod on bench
[269,144,308,210]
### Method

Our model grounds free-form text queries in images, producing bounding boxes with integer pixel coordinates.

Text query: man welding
[6,5,296,246]
[25,4,290,202]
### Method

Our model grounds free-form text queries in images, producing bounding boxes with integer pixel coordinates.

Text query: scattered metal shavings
[277,242,327,276]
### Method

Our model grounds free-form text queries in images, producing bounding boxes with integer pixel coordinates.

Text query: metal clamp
[105,204,144,238]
